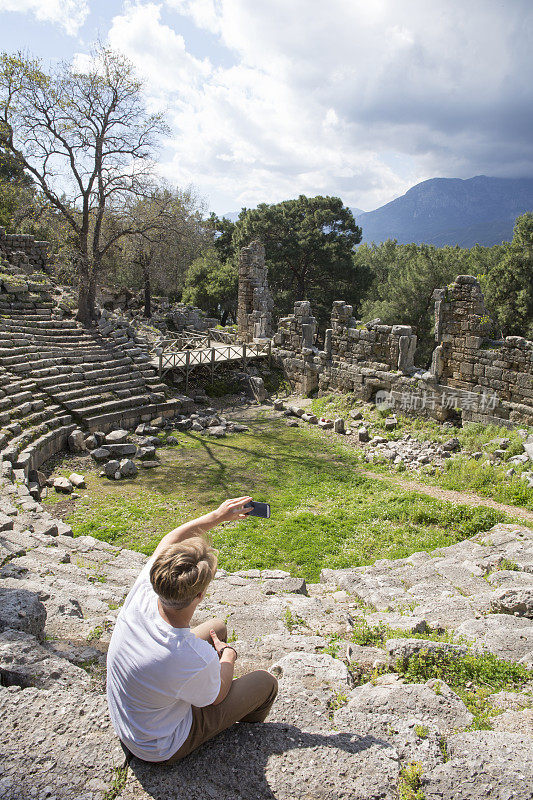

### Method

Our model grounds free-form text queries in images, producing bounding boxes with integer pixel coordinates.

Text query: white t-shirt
[106,557,221,762]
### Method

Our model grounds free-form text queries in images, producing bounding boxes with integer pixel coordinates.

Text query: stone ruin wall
[237,240,273,342]
[431,277,532,421]
[273,275,533,428]
[0,226,49,272]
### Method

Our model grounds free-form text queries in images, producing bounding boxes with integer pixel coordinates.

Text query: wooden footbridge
[151,329,272,389]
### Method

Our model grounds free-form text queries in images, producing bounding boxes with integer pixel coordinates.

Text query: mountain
[349,207,364,218]
[355,176,533,247]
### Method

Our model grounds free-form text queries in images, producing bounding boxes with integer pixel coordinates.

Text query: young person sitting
[106,496,278,764]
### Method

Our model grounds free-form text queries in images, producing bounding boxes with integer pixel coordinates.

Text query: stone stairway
[0,260,185,472]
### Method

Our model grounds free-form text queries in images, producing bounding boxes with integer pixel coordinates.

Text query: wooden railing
[155,337,271,388]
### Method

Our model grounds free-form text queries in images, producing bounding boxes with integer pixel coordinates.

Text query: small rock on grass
[68,473,86,489]
[119,459,138,478]
[53,477,73,494]
[104,460,120,479]
[105,429,129,444]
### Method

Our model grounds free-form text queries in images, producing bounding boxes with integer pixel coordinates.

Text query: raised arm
[152,496,252,559]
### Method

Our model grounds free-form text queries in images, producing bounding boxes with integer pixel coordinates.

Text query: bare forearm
[152,497,251,559]
[212,654,236,705]
[152,510,222,558]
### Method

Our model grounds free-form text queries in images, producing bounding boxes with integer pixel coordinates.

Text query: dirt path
[360,468,533,524]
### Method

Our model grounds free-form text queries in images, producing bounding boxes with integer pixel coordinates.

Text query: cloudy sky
[0,0,531,214]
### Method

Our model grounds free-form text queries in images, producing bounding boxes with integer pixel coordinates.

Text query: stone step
[0,317,79,329]
[76,394,155,418]
[57,378,146,404]
[17,421,76,473]
[36,363,135,389]
[0,342,103,359]
[85,398,184,431]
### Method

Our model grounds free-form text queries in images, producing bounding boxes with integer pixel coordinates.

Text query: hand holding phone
[244,500,271,519]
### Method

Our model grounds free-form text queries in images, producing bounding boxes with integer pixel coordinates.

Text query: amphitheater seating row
[0,260,180,473]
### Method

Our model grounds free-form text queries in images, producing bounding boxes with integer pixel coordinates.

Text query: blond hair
[150,537,218,610]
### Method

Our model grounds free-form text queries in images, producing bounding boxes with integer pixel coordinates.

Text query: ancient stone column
[237,240,273,342]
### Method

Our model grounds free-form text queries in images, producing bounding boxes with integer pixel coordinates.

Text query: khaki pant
[125,617,278,765]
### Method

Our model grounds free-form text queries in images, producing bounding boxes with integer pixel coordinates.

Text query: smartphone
[244,501,271,518]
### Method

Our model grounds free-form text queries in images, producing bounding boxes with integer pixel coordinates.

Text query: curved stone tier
[0,258,190,477]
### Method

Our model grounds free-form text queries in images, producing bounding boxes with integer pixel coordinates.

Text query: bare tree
[116,185,209,317]
[0,46,167,323]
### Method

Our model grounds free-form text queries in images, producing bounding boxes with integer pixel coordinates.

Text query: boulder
[119,459,138,478]
[90,447,110,462]
[336,675,473,734]
[455,614,533,662]
[0,684,124,800]
[385,638,469,661]
[104,460,120,479]
[137,446,157,461]
[101,443,137,457]
[67,429,85,453]
[318,419,333,429]
[0,588,46,639]
[176,418,193,431]
[0,630,89,690]
[442,437,461,452]
[207,426,226,437]
[423,731,533,800]
[333,418,345,434]
[273,399,284,411]
[490,586,533,618]
[53,477,73,494]
[249,376,267,402]
[140,460,160,469]
[105,429,129,444]
[261,577,308,596]
[492,709,533,736]
[68,473,86,489]
[30,519,58,537]
[120,719,400,800]
[84,434,98,451]
[358,426,370,443]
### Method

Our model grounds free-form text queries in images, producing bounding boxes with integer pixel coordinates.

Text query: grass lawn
[44,414,512,582]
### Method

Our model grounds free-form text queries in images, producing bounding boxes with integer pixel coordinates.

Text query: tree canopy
[480,213,533,339]
[182,248,238,325]
[232,195,362,324]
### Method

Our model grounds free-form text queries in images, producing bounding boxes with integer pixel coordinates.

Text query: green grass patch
[398,761,425,800]
[421,457,533,511]
[397,648,533,730]
[398,648,532,690]
[47,416,508,581]
[311,396,533,511]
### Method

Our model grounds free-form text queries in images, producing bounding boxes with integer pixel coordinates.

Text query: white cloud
[108,2,211,96]
[0,0,88,35]
[102,0,533,213]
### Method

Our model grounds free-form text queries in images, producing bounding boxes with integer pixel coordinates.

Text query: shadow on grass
[139,417,371,499]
